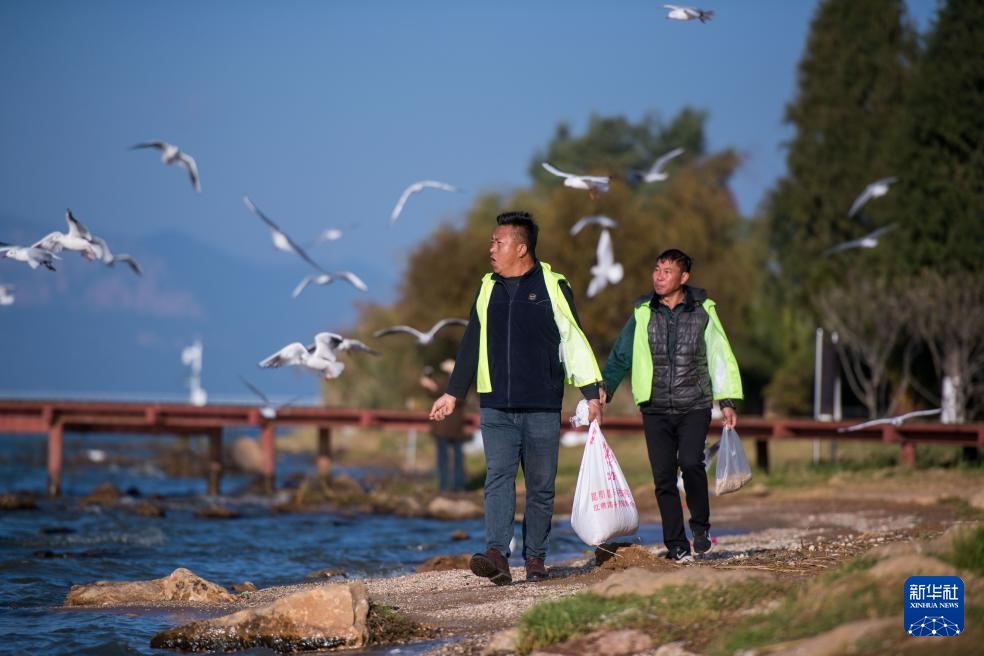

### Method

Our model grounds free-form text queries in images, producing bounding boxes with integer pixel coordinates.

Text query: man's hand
[599,387,607,405]
[722,406,737,430]
[587,399,604,425]
[429,393,457,421]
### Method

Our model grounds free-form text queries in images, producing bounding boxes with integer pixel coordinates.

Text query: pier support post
[207,428,223,496]
[47,420,64,497]
[317,427,332,482]
[261,423,276,493]
[899,442,917,467]
[755,439,770,474]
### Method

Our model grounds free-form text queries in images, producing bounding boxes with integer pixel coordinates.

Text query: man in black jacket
[430,211,603,584]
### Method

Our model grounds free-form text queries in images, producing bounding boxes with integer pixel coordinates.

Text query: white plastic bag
[571,420,639,546]
[714,426,752,495]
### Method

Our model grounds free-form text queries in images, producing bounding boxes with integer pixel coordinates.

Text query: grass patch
[517,580,783,654]
[942,524,984,576]
[936,496,984,521]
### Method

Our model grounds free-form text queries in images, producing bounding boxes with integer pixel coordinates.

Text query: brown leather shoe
[469,548,511,585]
[525,556,548,582]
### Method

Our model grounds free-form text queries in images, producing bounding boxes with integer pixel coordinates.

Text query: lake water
[0,432,709,655]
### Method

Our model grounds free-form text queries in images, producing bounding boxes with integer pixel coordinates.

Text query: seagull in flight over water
[586,229,624,298]
[243,196,327,272]
[130,140,201,192]
[0,243,61,271]
[373,319,468,345]
[838,408,942,433]
[292,271,369,297]
[90,236,142,275]
[389,180,459,225]
[640,147,685,183]
[541,162,610,197]
[824,224,895,256]
[848,177,897,218]
[664,5,714,22]
[569,215,619,236]
[33,210,104,261]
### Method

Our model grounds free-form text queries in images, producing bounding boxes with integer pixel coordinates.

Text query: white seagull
[243,196,326,272]
[838,408,942,433]
[90,236,142,275]
[373,318,468,345]
[33,210,104,261]
[586,229,624,298]
[664,5,714,22]
[0,243,61,271]
[238,375,302,420]
[130,140,201,192]
[569,215,619,236]
[824,224,895,256]
[0,283,14,306]
[641,147,685,182]
[389,180,459,225]
[259,332,349,379]
[292,271,368,297]
[848,177,898,218]
[541,162,610,196]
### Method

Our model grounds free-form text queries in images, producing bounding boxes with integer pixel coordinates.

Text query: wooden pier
[1,399,981,496]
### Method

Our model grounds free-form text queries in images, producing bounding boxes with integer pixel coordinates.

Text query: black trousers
[642,409,712,550]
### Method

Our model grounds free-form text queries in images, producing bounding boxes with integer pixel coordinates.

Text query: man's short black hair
[655,248,692,273]
[496,211,538,256]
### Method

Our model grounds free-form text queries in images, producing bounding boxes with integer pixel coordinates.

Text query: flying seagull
[541,162,610,196]
[243,196,326,272]
[90,236,142,275]
[373,318,468,345]
[824,224,895,256]
[258,332,348,379]
[33,210,104,261]
[0,283,14,306]
[640,147,685,182]
[389,180,459,225]
[238,375,302,420]
[838,408,942,433]
[848,177,897,218]
[130,140,201,192]
[664,5,714,22]
[292,271,368,297]
[317,332,381,356]
[569,215,619,236]
[586,229,624,298]
[0,243,60,271]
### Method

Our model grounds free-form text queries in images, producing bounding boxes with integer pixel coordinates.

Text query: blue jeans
[479,408,560,560]
[435,437,466,492]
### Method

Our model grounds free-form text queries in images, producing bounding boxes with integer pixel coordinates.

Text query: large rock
[590,566,770,598]
[65,567,236,606]
[230,437,264,473]
[482,628,519,655]
[150,583,369,652]
[416,554,471,572]
[427,496,483,520]
[0,493,37,510]
[81,482,122,507]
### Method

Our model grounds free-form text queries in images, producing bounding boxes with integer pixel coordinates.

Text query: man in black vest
[430,211,603,584]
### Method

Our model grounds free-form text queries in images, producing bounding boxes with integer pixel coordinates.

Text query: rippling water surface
[0,432,702,654]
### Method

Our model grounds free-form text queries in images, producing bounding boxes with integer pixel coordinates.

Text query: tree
[759,0,918,413]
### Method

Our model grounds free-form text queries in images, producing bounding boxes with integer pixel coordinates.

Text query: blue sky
[0,1,938,401]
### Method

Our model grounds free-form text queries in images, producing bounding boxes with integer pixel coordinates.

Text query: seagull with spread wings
[541,162,610,197]
[640,147,685,182]
[259,332,347,379]
[389,180,459,224]
[243,196,327,272]
[130,140,201,192]
[33,210,104,261]
[664,5,714,22]
[373,318,468,345]
[0,243,61,271]
[238,375,303,419]
[569,215,619,236]
[848,177,897,218]
[586,229,624,298]
[838,408,942,433]
[292,271,368,297]
[824,224,896,256]
[90,236,142,276]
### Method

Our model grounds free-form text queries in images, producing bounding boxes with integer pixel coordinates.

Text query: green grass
[942,524,984,576]
[517,581,783,654]
[936,496,984,522]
